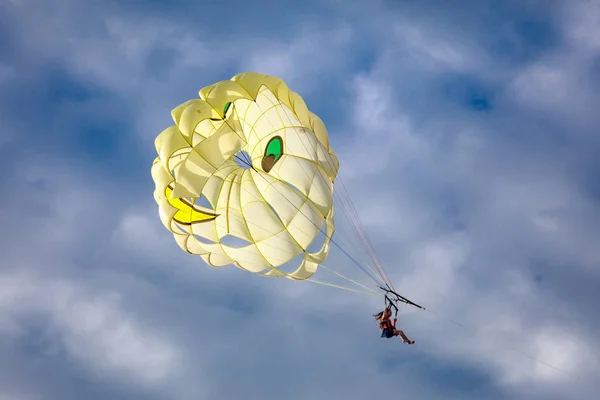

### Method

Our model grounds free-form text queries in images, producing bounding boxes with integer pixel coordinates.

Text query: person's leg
[395,329,414,344]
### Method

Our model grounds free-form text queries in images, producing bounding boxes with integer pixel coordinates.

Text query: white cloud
[507,55,598,125]
[562,0,600,52]
[506,3,600,126]
[112,211,174,259]
[401,233,471,301]
[2,0,600,399]
[310,16,600,393]
[0,272,181,388]
[243,24,354,91]
[392,23,472,72]
[50,283,179,386]
[530,329,588,381]
[338,74,427,179]
[0,63,14,84]
[0,391,39,400]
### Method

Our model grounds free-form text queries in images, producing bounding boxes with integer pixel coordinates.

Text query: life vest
[380,316,392,331]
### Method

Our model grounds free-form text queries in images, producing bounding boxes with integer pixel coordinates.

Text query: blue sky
[1,0,600,399]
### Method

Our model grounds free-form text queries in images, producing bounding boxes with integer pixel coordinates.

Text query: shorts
[381,328,394,338]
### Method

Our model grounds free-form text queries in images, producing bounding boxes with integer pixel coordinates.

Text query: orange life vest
[380,316,393,331]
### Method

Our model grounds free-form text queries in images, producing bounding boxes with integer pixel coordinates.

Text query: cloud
[0,273,180,385]
[1,0,600,399]
[315,3,600,395]
[562,0,600,52]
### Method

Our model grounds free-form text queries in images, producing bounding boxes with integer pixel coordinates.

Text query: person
[374,307,415,344]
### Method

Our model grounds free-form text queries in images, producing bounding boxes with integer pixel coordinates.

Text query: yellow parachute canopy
[151,72,340,280]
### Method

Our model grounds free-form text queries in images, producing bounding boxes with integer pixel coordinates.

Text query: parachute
[150,72,422,308]
[149,75,599,376]
[148,73,597,379]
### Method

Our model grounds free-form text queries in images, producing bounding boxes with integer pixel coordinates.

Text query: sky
[1,0,600,399]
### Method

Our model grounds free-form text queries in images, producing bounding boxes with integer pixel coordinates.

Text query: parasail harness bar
[380,286,426,311]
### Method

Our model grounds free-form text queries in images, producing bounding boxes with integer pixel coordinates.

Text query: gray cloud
[1,0,599,399]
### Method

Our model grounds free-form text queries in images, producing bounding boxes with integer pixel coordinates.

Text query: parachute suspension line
[234,154,251,168]
[324,178,385,275]
[241,150,252,166]
[330,170,395,291]
[328,194,383,279]
[258,105,395,291]
[332,189,391,288]
[236,153,375,275]
[251,165,387,288]
[233,97,388,293]
[305,278,384,298]
[318,263,381,295]
[194,238,374,296]
[303,132,393,288]
[332,191,375,263]
[226,154,383,294]
[249,140,382,281]
[275,157,382,281]
[254,109,388,287]
[233,153,376,280]
[293,136,394,290]
[236,105,388,289]
[335,178,395,291]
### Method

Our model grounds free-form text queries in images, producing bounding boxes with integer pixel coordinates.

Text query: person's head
[373,307,392,320]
